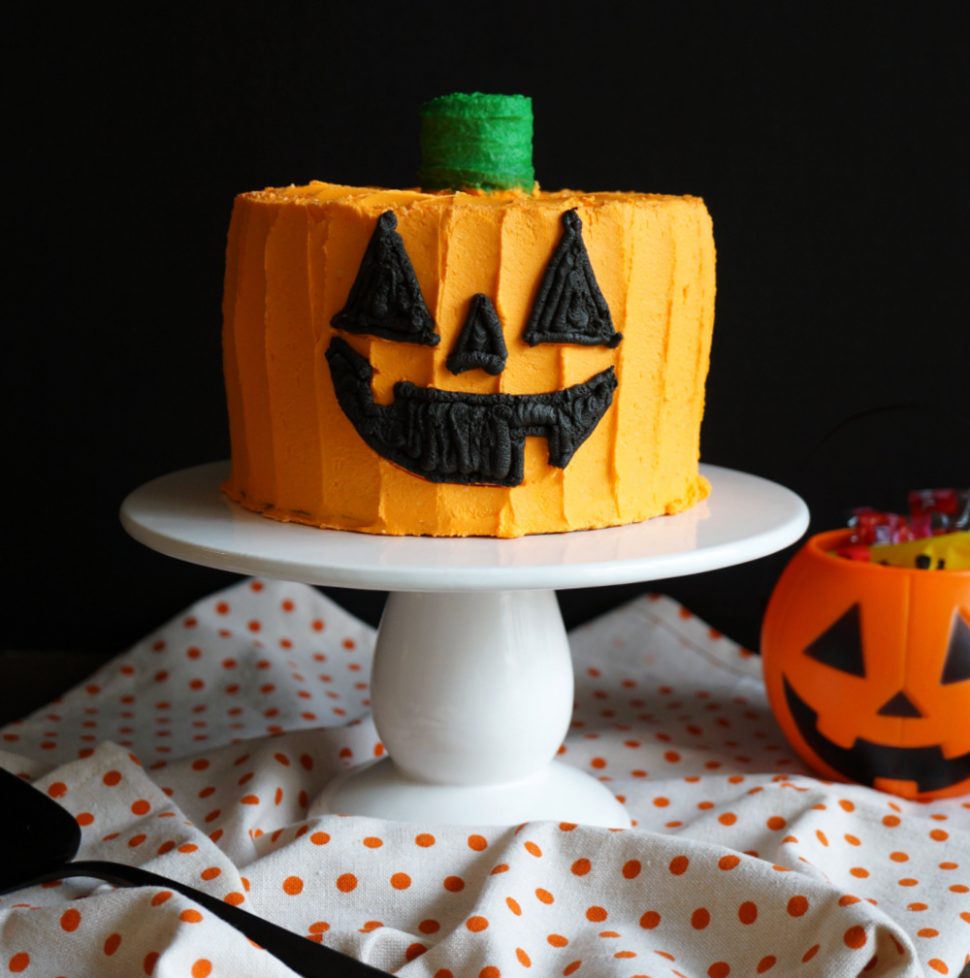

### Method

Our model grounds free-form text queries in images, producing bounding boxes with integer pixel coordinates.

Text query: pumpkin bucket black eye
[804,603,866,676]
[941,613,970,684]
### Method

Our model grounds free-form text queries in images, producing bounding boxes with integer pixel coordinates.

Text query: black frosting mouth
[325,337,618,487]
[783,676,970,793]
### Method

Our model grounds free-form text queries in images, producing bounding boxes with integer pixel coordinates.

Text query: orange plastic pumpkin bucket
[762,528,970,800]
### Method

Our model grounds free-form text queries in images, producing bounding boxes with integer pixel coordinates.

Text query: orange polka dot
[151,890,173,906]
[586,906,607,923]
[363,836,383,848]
[928,961,949,975]
[766,816,786,830]
[622,859,641,879]
[516,948,532,967]
[840,895,861,906]
[225,892,244,905]
[468,834,488,851]
[201,867,221,881]
[467,915,489,932]
[900,877,920,887]
[60,908,81,932]
[917,928,939,938]
[405,944,427,962]
[669,855,689,875]
[419,919,440,934]
[757,956,776,973]
[839,799,856,812]
[479,968,500,978]
[691,907,711,929]
[640,910,661,929]
[845,833,861,846]
[844,925,867,949]
[191,961,212,978]
[180,909,203,923]
[104,933,122,955]
[143,951,159,975]
[48,781,68,798]
[653,796,670,807]
[738,901,758,924]
[930,828,949,841]
[536,888,555,904]
[525,841,542,857]
[9,953,30,972]
[563,963,581,976]
[571,858,591,876]
[890,851,909,863]
[336,874,357,892]
[787,895,809,917]
[311,831,331,845]
[103,770,122,787]
[850,867,870,878]
[718,812,737,826]
[444,875,465,892]
[547,934,569,948]
[76,812,94,826]
[415,833,436,847]
[883,814,901,827]
[708,963,730,978]
[391,872,411,890]
[283,875,304,895]
[506,897,522,915]
[718,854,740,871]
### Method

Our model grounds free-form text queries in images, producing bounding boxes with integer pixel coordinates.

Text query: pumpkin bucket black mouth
[326,337,617,487]
[783,676,970,794]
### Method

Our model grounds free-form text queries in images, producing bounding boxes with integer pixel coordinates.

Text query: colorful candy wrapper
[869,532,970,571]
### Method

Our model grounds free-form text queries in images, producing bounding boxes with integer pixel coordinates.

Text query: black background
[6,2,969,658]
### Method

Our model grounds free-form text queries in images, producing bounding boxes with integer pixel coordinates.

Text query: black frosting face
[326,208,623,486]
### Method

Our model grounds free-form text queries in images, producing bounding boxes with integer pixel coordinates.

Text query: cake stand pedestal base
[316,759,628,827]
[315,588,628,827]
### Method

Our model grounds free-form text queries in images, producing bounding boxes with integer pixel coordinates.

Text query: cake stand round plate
[121,462,808,827]
[120,462,808,592]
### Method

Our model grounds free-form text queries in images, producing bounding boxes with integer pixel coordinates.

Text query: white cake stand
[121,462,808,828]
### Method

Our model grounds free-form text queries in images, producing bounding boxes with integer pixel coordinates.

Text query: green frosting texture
[419,93,534,192]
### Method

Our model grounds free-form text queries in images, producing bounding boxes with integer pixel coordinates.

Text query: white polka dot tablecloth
[1,579,968,977]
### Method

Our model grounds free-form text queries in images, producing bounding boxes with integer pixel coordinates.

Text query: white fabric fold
[1,580,967,977]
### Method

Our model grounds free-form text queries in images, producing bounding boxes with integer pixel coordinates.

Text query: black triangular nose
[446,293,508,376]
[876,690,923,718]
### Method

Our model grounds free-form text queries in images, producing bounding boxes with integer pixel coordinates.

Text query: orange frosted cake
[221,96,715,538]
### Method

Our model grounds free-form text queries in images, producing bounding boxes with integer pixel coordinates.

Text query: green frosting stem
[419,92,534,192]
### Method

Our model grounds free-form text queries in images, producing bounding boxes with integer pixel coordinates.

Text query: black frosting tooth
[331,210,440,346]
[325,336,617,487]
[523,209,623,349]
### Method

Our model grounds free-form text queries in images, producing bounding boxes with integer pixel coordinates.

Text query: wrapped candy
[837,489,970,567]
[870,532,970,571]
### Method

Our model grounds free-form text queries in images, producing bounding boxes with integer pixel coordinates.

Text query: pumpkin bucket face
[762,529,970,799]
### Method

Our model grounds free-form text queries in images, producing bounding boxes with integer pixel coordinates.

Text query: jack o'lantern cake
[221,94,716,537]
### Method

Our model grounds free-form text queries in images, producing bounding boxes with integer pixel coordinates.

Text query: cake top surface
[239,182,708,215]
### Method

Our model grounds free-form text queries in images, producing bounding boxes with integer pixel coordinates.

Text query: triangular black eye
[942,613,970,684]
[331,211,439,346]
[446,294,508,376]
[523,210,623,349]
[804,603,866,676]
